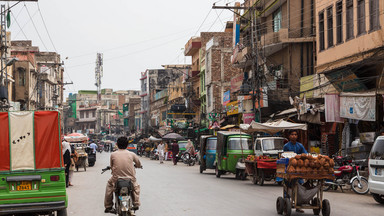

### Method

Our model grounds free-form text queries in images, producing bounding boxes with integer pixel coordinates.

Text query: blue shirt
[89,143,98,153]
[283,141,307,154]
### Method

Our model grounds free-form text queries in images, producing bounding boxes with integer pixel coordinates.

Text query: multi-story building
[35,52,64,110]
[0,32,13,110]
[233,0,316,119]
[139,66,188,135]
[10,40,39,110]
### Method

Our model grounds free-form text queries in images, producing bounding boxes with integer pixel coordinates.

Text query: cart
[245,158,278,186]
[74,143,88,172]
[276,164,334,216]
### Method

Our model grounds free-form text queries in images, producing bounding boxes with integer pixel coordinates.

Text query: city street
[67,152,383,216]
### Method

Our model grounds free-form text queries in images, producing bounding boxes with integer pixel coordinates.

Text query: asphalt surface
[67,151,384,216]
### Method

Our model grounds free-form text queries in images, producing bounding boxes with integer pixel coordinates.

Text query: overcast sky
[4,0,234,98]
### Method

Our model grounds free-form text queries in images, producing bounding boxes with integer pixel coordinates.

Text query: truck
[254,137,285,158]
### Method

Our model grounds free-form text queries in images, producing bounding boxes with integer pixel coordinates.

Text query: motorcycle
[181,151,198,166]
[324,155,369,194]
[101,165,142,216]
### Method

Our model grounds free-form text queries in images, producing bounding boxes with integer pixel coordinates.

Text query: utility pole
[213,3,262,122]
[95,53,103,105]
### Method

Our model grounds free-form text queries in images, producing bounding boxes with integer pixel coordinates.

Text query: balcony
[184,37,201,56]
[260,28,314,56]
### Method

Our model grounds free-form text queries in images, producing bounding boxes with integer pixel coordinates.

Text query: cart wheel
[199,165,204,174]
[321,199,330,216]
[311,198,320,215]
[276,196,284,215]
[252,175,258,185]
[215,166,221,178]
[283,198,291,216]
[241,170,247,180]
[259,170,265,186]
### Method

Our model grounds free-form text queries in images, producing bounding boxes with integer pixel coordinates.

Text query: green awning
[195,128,208,133]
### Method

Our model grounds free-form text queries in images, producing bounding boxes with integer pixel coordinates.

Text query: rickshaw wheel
[215,166,221,178]
[276,196,284,214]
[240,171,247,180]
[199,165,204,173]
[312,198,320,215]
[75,165,79,172]
[283,198,291,216]
[252,174,258,185]
[259,170,265,186]
[322,199,330,216]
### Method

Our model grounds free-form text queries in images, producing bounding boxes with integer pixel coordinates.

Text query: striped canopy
[0,111,63,172]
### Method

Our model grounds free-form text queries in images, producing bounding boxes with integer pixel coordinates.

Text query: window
[18,68,26,86]
[319,12,325,51]
[357,0,366,35]
[273,8,282,32]
[336,1,343,43]
[207,138,217,150]
[346,0,354,39]
[327,6,334,47]
[207,86,211,107]
[86,111,89,118]
[228,138,253,150]
[80,112,84,118]
[369,0,380,31]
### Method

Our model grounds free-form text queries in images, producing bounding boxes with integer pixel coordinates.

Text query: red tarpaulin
[256,160,277,169]
[0,113,10,171]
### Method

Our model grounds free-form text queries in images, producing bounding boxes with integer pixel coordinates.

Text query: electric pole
[95,53,103,105]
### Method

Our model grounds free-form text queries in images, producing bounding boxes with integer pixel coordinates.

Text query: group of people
[154,139,195,165]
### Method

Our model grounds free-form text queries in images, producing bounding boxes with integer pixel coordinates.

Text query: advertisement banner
[243,113,255,124]
[223,90,230,106]
[226,101,239,116]
[231,73,244,92]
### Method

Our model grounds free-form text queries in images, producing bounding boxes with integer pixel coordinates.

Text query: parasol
[64,133,89,143]
[162,133,184,140]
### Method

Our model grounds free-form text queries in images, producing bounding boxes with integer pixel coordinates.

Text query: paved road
[67,152,383,216]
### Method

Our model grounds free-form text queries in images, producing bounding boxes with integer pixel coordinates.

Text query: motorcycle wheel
[351,177,369,195]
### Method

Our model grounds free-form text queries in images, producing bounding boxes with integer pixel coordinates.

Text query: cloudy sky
[5,0,234,97]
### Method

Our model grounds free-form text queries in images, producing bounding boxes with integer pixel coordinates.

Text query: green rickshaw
[215,131,253,180]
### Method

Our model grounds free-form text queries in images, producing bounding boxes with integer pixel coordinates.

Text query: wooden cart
[245,158,278,186]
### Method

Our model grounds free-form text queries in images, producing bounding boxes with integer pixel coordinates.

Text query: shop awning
[240,119,307,135]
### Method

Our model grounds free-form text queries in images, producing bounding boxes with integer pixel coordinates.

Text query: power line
[36,2,57,52]
[194,8,212,36]
[23,3,48,50]
[10,10,28,39]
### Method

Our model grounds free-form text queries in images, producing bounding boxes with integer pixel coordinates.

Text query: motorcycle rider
[104,136,142,213]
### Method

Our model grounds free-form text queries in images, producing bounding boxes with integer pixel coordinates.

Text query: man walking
[171,140,179,165]
[157,141,165,164]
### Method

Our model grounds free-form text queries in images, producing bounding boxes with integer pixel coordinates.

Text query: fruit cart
[245,155,278,186]
[276,155,334,216]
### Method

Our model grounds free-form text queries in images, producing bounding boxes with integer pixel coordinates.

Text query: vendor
[283,130,307,154]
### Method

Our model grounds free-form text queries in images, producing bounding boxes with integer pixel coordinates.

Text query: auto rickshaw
[199,135,217,173]
[74,143,88,171]
[215,131,253,180]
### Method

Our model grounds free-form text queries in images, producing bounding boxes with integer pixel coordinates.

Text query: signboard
[326,70,367,92]
[223,90,230,106]
[226,101,239,116]
[231,73,244,92]
[243,113,255,124]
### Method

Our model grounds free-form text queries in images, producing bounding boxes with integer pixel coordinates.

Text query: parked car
[369,136,384,204]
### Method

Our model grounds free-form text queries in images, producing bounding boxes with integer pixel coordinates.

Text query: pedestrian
[164,142,169,160]
[62,139,71,188]
[185,139,195,155]
[68,144,78,186]
[89,140,98,154]
[157,141,165,164]
[171,140,179,165]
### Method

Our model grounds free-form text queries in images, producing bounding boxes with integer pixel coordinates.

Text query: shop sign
[223,90,230,106]
[208,113,220,129]
[243,113,255,124]
[231,73,243,92]
[226,101,239,116]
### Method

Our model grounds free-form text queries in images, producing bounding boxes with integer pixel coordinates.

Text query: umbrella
[64,133,88,143]
[162,133,184,140]
[149,136,162,142]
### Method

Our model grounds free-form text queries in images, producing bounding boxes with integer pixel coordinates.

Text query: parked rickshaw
[215,131,254,180]
[74,143,88,171]
[199,135,217,173]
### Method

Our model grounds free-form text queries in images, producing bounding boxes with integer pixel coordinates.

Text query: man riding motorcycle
[104,137,142,213]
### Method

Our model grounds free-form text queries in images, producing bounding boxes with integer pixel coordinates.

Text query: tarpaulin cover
[256,160,277,169]
[240,119,307,135]
[340,92,376,121]
[0,113,10,171]
[0,111,62,172]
